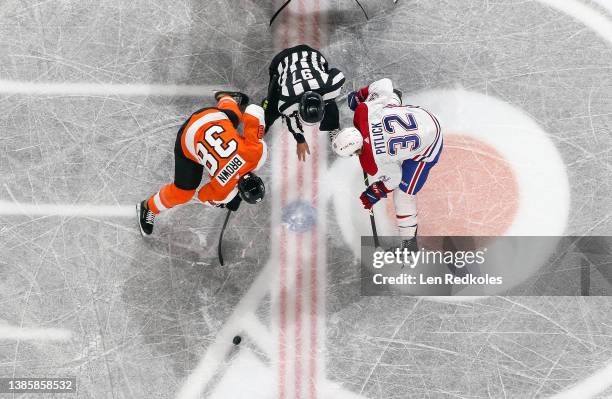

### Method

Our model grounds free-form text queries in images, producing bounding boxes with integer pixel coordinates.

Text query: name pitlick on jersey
[216,154,246,186]
[371,122,386,155]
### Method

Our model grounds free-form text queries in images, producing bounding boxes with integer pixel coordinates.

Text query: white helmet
[332,127,363,157]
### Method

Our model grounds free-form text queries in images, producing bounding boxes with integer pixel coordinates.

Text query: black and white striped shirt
[272,45,345,135]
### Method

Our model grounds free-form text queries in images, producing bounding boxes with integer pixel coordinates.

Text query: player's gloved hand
[359,181,389,210]
[347,91,361,111]
[225,195,242,212]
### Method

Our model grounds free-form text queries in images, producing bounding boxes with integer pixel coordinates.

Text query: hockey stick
[363,171,381,248]
[217,209,232,266]
[353,0,369,20]
[270,0,293,26]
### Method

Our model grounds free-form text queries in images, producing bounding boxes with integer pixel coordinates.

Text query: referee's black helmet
[298,91,325,125]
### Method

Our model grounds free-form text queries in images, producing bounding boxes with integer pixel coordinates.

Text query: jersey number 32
[384,113,420,156]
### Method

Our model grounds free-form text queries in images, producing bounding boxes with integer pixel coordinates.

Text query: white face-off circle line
[412,88,570,237]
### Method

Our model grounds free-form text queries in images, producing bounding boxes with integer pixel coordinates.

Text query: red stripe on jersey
[408,162,425,194]
[420,110,442,160]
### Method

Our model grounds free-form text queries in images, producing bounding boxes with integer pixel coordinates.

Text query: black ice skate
[401,236,418,253]
[136,200,155,236]
[214,91,250,107]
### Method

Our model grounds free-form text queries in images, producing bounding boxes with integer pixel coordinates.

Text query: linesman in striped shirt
[263,44,345,161]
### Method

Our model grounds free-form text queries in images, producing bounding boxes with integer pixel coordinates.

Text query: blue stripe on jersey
[398,140,443,194]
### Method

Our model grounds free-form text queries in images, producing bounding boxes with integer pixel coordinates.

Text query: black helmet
[238,173,265,204]
[299,91,325,125]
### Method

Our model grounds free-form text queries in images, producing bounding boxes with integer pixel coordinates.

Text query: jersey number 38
[195,125,237,174]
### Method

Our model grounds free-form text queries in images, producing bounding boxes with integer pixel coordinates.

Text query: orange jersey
[180,103,267,204]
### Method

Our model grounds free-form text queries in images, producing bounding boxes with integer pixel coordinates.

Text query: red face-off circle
[388,134,520,236]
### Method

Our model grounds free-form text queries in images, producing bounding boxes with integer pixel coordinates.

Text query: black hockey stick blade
[363,172,380,248]
[368,209,380,248]
[270,0,293,26]
[354,0,369,20]
[217,209,232,266]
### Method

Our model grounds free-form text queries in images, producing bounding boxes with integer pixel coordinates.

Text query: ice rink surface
[1,0,612,398]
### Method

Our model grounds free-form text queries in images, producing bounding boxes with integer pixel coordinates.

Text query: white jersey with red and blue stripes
[371,104,442,162]
[355,79,443,191]
[372,105,442,190]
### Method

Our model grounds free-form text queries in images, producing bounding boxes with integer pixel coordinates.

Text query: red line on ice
[310,2,322,398]
[295,2,307,398]
[278,1,290,397]
[275,1,325,397]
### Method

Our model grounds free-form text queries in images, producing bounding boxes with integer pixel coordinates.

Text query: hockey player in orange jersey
[137,92,267,236]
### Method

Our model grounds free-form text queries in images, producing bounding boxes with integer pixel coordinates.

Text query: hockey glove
[347,91,361,111]
[225,195,242,212]
[360,181,390,210]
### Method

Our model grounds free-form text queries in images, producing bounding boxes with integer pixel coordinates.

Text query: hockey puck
[232,335,242,345]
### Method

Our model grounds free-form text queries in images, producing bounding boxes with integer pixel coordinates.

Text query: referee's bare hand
[296,142,310,162]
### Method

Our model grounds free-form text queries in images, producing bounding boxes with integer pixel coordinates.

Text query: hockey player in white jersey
[331,78,443,249]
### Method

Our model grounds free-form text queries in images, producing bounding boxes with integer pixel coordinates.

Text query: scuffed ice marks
[0,0,275,397]
[327,297,612,398]
[0,0,189,83]
[0,0,612,398]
